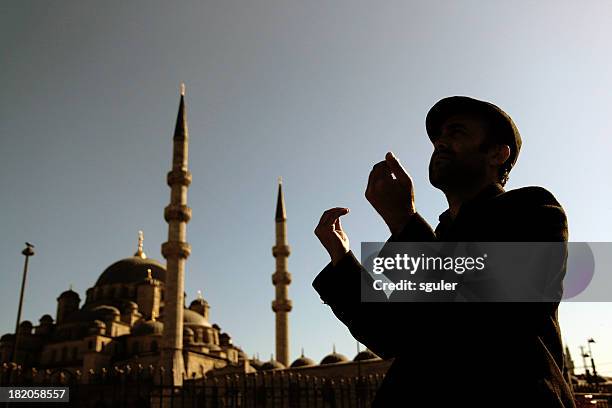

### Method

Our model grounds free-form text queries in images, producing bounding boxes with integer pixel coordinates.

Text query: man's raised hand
[365,152,416,236]
[314,207,350,266]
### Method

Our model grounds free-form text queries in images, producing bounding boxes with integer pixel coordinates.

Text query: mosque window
[88,341,93,350]
[150,341,158,352]
[50,349,57,363]
[61,347,68,361]
[71,347,77,360]
[132,341,139,354]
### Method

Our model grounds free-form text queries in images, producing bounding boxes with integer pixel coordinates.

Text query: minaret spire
[272,177,291,367]
[160,84,193,386]
[275,177,286,221]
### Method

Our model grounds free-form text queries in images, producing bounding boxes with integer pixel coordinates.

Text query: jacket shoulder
[498,186,563,208]
[493,186,568,241]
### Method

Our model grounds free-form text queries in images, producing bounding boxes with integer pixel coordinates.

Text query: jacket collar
[438,183,505,225]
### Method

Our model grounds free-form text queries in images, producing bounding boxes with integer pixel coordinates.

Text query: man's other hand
[365,152,416,236]
[315,207,351,266]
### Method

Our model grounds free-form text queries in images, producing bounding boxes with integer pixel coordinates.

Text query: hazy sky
[1,1,611,375]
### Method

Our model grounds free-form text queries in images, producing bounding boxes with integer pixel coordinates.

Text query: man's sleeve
[312,212,437,358]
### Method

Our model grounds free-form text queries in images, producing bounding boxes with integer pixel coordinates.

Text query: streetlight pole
[587,338,598,380]
[580,346,591,381]
[12,242,34,364]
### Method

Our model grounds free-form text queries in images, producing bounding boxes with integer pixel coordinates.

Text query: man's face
[428,113,492,191]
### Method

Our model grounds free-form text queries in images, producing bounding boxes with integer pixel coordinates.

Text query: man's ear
[490,144,511,167]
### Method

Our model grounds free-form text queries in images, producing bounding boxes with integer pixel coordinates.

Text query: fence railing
[1,363,609,408]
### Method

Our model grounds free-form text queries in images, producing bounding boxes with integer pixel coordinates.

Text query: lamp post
[587,338,598,382]
[12,242,34,364]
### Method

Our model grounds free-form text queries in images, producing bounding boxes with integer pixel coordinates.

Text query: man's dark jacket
[313,184,576,407]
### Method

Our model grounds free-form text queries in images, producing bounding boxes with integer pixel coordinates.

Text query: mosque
[0,86,390,385]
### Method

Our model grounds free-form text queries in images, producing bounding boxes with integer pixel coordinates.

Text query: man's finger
[366,161,393,195]
[319,207,349,226]
[385,151,411,182]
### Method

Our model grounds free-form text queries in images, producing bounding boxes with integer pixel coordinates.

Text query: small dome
[0,333,15,343]
[91,320,106,328]
[237,350,249,361]
[353,350,379,362]
[96,256,166,286]
[261,359,285,370]
[133,320,163,336]
[19,321,33,329]
[88,320,106,335]
[320,352,348,365]
[183,309,211,328]
[249,357,264,370]
[39,315,54,324]
[183,327,194,336]
[290,356,316,368]
[58,289,80,300]
[189,298,208,308]
[124,301,138,312]
[91,305,120,316]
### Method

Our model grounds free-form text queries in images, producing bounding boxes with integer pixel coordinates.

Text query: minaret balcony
[164,205,192,223]
[166,169,192,187]
[272,245,291,257]
[272,272,292,285]
[161,241,192,259]
[271,299,293,312]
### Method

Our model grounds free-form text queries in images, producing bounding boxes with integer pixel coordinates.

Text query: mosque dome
[189,298,208,308]
[88,320,106,335]
[133,320,163,336]
[96,256,166,286]
[320,348,348,365]
[260,359,285,370]
[91,305,120,316]
[183,309,211,328]
[124,301,138,312]
[95,231,165,286]
[91,320,106,328]
[39,315,54,324]
[19,321,33,329]
[290,355,316,368]
[249,357,264,370]
[58,288,80,300]
[353,349,379,362]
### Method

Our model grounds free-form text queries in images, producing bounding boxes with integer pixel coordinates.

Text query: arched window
[61,347,68,361]
[50,349,57,363]
[150,340,158,352]
[71,347,78,360]
[88,341,93,350]
[132,341,139,354]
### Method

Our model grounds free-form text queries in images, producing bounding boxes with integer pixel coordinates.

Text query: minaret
[272,177,292,367]
[160,83,192,386]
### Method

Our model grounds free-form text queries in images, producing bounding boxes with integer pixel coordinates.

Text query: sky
[1,0,611,375]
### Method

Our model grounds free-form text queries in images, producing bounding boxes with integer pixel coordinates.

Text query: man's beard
[428,155,487,192]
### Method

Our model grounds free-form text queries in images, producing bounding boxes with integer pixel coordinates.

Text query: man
[313,96,575,407]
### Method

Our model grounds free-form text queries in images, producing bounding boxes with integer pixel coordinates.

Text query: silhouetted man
[313,96,575,407]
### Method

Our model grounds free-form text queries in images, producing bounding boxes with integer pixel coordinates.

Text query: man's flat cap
[426,96,522,170]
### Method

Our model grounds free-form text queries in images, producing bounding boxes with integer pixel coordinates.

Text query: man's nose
[433,137,449,151]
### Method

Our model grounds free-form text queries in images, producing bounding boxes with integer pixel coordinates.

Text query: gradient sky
[1,0,611,375]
